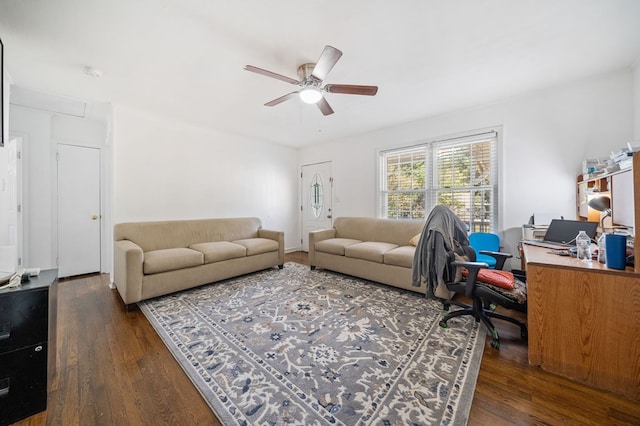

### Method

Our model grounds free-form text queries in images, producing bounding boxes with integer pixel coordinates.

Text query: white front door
[301,162,333,252]
[57,144,101,278]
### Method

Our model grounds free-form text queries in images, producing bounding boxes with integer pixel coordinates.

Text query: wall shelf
[576,155,639,273]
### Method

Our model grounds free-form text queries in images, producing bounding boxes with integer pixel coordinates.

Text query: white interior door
[57,144,101,277]
[301,162,333,252]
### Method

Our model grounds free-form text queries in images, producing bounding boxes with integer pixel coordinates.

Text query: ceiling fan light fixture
[245,45,377,115]
[299,87,322,104]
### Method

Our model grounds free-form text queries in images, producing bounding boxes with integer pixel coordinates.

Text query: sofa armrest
[114,240,144,305]
[309,228,337,267]
[259,228,285,266]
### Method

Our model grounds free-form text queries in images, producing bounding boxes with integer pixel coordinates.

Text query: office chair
[468,232,500,268]
[440,246,527,348]
[413,205,527,349]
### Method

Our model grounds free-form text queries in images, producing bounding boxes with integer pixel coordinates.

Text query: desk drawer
[0,289,48,353]
[0,343,48,425]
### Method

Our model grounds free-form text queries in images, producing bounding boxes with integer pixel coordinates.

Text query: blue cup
[605,234,627,270]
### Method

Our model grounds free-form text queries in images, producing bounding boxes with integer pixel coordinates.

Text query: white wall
[112,105,300,252]
[299,68,634,261]
[9,106,53,269]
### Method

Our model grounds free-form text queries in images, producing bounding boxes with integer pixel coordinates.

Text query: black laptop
[523,219,598,248]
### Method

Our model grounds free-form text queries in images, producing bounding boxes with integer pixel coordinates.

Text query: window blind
[432,133,497,232]
[379,130,499,231]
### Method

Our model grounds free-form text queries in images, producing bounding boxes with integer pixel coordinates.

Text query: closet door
[57,144,101,278]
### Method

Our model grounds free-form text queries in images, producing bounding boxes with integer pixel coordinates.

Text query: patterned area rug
[139,263,485,425]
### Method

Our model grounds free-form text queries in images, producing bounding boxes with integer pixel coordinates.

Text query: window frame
[377,128,502,233]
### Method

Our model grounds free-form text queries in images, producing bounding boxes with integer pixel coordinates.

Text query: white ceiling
[1,0,640,147]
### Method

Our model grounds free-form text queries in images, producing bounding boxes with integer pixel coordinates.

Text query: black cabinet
[0,270,57,426]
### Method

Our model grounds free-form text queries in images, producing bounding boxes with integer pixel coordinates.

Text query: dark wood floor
[15,252,640,425]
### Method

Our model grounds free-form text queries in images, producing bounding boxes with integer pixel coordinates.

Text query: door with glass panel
[301,162,333,252]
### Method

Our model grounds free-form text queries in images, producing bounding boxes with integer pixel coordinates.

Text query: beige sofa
[309,217,426,293]
[113,217,284,306]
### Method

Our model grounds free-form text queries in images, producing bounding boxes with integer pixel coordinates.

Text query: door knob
[91,215,99,220]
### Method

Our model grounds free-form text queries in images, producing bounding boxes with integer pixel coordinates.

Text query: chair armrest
[309,228,337,267]
[452,260,490,274]
[451,260,490,298]
[478,250,513,270]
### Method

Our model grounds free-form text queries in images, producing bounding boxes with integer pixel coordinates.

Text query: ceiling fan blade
[311,46,343,81]
[316,96,334,116]
[265,92,299,107]
[324,84,378,96]
[244,65,299,85]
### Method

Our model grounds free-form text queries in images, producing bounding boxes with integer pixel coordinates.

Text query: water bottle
[596,234,606,264]
[576,230,591,262]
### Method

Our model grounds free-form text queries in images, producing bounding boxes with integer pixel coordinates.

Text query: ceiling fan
[244,45,378,116]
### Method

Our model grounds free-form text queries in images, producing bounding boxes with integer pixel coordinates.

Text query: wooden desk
[523,243,640,401]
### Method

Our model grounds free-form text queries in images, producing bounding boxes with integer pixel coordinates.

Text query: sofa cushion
[345,242,399,263]
[315,238,362,255]
[190,241,247,263]
[384,246,416,268]
[144,248,204,274]
[233,238,279,256]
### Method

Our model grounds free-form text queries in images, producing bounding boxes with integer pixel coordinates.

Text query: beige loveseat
[309,217,426,293]
[113,217,284,306]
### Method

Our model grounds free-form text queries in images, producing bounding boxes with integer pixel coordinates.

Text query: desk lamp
[588,196,611,232]
[588,196,611,263]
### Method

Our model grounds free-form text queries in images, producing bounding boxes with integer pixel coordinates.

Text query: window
[380,147,427,219]
[379,130,499,232]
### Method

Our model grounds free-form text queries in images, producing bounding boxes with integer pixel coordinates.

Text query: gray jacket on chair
[412,205,469,299]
